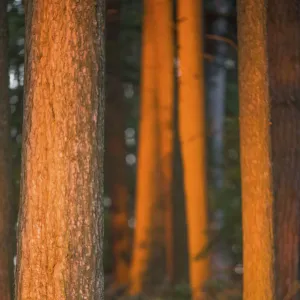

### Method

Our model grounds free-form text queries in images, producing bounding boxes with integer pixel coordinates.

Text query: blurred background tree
[6,0,242,299]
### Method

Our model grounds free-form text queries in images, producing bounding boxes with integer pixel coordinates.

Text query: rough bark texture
[177,0,210,299]
[268,2,300,299]
[238,1,275,298]
[239,0,300,299]
[105,0,131,286]
[15,1,105,299]
[129,0,158,295]
[153,0,175,284]
[0,0,14,298]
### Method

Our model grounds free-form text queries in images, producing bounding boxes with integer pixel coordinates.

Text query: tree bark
[239,0,300,299]
[0,0,14,298]
[153,0,175,284]
[129,0,159,295]
[15,1,105,299]
[105,0,131,287]
[177,0,210,299]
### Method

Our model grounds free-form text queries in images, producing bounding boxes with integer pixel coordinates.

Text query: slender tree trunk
[0,0,14,298]
[207,0,232,282]
[15,1,105,299]
[106,0,131,287]
[129,0,158,295]
[153,0,175,284]
[177,0,210,298]
[207,0,230,190]
[239,0,300,299]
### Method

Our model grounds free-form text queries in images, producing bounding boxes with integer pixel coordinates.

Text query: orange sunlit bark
[153,0,175,283]
[129,0,158,295]
[177,0,210,298]
[238,1,274,297]
[15,1,105,299]
[239,0,300,299]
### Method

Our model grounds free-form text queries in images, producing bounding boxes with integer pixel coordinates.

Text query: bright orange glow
[153,0,175,283]
[129,0,158,294]
[177,0,210,298]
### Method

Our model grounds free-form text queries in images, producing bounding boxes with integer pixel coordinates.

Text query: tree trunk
[172,114,189,285]
[15,1,105,299]
[129,0,159,295]
[0,0,14,298]
[177,0,210,299]
[206,0,231,190]
[206,0,233,282]
[239,0,300,299]
[106,0,131,287]
[153,0,175,284]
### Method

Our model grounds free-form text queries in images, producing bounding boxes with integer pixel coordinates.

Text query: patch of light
[128,217,135,228]
[19,64,24,86]
[10,95,18,105]
[124,83,134,99]
[126,154,136,166]
[104,196,112,208]
[125,127,135,139]
[10,128,17,138]
[16,134,22,144]
[17,38,24,46]
[10,105,16,114]
[9,72,18,90]
[126,138,135,146]
[234,264,243,275]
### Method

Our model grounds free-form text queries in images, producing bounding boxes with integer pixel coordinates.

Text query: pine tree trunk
[0,0,14,298]
[177,0,210,298]
[153,0,175,284]
[239,0,300,299]
[207,0,230,190]
[106,0,131,287]
[207,0,233,282]
[129,0,159,294]
[15,1,105,299]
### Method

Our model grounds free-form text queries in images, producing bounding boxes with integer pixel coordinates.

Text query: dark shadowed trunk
[239,0,300,299]
[172,2,189,285]
[207,0,231,189]
[15,1,105,299]
[206,0,233,282]
[105,0,131,287]
[0,0,14,298]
